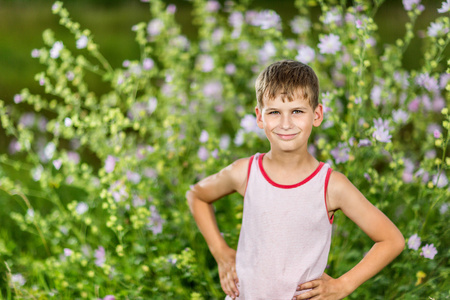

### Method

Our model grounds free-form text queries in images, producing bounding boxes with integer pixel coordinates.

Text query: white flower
[437,0,450,13]
[50,41,64,59]
[427,22,448,37]
[318,34,341,54]
[76,202,89,215]
[76,35,88,49]
[10,274,26,287]
[290,16,310,34]
[295,45,315,63]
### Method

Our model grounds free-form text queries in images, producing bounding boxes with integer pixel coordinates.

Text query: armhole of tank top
[324,167,334,225]
[243,155,254,199]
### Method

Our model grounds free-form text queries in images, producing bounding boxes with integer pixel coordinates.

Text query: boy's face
[255,90,323,153]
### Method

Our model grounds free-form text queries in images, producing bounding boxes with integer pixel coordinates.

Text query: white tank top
[227,153,333,300]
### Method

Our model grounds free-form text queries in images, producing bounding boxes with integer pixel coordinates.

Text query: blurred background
[0,0,444,114]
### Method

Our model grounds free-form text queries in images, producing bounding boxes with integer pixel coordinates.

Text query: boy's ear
[255,106,264,129]
[313,104,324,127]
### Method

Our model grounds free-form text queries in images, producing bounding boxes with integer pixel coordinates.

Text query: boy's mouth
[275,133,298,140]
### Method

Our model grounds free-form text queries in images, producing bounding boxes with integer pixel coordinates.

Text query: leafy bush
[0,0,449,299]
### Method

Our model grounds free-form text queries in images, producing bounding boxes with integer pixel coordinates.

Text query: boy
[186,60,405,299]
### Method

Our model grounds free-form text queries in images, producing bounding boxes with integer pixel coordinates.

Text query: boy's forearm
[187,191,230,259]
[337,238,404,295]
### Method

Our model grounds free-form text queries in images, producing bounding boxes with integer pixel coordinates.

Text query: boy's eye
[268,111,280,115]
[293,110,303,114]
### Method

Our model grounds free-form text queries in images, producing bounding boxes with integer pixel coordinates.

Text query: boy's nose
[280,114,293,129]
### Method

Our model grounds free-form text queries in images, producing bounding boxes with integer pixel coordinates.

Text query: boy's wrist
[336,275,357,297]
[210,242,231,261]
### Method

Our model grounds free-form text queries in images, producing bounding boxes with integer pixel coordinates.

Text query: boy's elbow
[393,230,405,256]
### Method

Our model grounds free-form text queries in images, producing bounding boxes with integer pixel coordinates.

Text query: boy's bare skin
[187,91,405,299]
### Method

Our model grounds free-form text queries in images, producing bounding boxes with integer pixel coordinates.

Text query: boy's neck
[264,148,317,170]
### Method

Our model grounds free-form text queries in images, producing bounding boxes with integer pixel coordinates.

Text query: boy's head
[255,60,319,110]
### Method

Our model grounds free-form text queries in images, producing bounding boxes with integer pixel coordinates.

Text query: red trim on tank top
[258,153,325,189]
[243,155,254,197]
[324,168,334,224]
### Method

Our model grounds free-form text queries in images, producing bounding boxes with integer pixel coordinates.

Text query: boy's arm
[186,158,249,299]
[297,171,405,300]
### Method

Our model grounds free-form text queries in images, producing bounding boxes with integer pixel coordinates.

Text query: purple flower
[403,0,421,11]
[211,149,219,159]
[147,19,164,36]
[330,142,350,164]
[143,58,154,70]
[50,41,64,59]
[203,80,223,100]
[358,139,372,147]
[220,135,231,149]
[318,34,341,54]
[211,28,224,45]
[295,45,315,64]
[229,11,244,28]
[234,129,245,146]
[250,10,281,30]
[393,109,409,124]
[432,173,448,188]
[53,159,62,170]
[147,205,165,235]
[205,0,220,12]
[433,129,441,138]
[421,244,437,259]
[416,73,439,92]
[290,16,310,34]
[105,155,117,173]
[8,140,21,154]
[64,248,73,257]
[408,97,420,112]
[258,41,277,63]
[143,168,157,179]
[240,114,257,133]
[31,49,40,58]
[440,203,449,214]
[323,8,342,25]
[67,151,80,164]
[198,146,209,161]
[198,54,214,72]
[95,246,106,267]
[199,130,209,143]
[438,0,450,13]
[126,170,141,184]
[109,181,129,202]
[14,94,22,104]
[370,85,382,106]
[76,35,88,49]
[364,173,371,182]
[166,4,176,14]
[103,296,116,300]
[372,118,392,143]
[132,195,146,207]
[408,233,421,250]
[225,63,236,75]
[170,35,190,50]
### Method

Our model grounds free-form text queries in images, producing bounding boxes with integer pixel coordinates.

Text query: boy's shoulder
[222,156,253,195]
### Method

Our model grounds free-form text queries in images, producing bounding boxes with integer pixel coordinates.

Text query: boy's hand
[295,273,349,300]
[215,246,240,299]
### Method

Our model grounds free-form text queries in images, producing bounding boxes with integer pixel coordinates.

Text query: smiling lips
[275,133,299,140]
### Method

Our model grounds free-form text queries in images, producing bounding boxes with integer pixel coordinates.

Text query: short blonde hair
[255,60,319,109]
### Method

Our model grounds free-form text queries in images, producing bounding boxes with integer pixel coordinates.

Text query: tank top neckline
[258,153,325,189]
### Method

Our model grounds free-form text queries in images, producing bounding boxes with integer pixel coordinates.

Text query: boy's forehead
[261,90,311,108]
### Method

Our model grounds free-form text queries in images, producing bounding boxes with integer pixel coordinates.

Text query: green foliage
[0,0,449,299]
